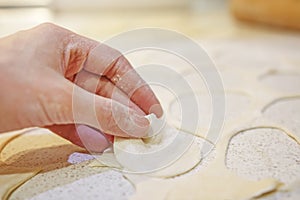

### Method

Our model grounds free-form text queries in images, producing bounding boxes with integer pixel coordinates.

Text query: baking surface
[0,6,300,200]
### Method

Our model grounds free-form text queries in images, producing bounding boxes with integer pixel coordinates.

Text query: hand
[0,23,163,152]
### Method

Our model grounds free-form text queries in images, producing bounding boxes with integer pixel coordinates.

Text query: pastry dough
[0,169,39,200]
[89,122,207,178]
[0,131,41,200]
[128,128,287,200]
[1,128,84,172]
[166,165,281,200]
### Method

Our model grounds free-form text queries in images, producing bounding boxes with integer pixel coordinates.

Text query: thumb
[45,124,112,153]
[47,81,150,138]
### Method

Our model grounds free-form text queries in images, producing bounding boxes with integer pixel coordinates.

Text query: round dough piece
[114,124,203,177]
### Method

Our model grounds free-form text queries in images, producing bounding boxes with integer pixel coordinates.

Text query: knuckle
[36,22,58,30]
[104,53,127,79]
[97,77,111,97]
[33,23,70,39]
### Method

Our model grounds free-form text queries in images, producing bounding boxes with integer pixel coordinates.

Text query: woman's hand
[0,23,163,152]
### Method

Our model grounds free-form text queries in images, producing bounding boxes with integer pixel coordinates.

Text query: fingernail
[133,114,150,126]
[76,125,110,153]
[130,114,150,137]
[149,104,164,118]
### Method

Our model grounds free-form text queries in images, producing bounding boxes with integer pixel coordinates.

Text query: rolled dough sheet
[165,165,281,200]
[168,91,253,136]
[129,131,283,200]
[260,71,300,94]
[0,129,33,158]
[0,131,41,200]
[0,170,39,200]
[262,96,300,141]
[126,49,193,75]
[27,170,134,200]
[89,152,123,169]
[128,36,300,200]
[9,160,112,199]
[226,127,300,184]
[1,128,85,172]
[128,165,281,200]
[0,128,91,199]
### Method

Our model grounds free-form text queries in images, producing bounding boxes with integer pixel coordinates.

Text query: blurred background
[0,0,299,40]
[0,0,227,40]
[0,2,300,199]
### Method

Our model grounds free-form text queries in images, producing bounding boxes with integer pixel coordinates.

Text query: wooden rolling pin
[230,0,300,30]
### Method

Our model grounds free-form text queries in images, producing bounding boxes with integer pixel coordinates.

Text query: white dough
[90,115,204,178]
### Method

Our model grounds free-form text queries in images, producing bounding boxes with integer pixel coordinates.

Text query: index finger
[84,43,163,117]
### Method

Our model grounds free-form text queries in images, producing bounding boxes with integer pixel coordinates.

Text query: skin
[0,23,163,152]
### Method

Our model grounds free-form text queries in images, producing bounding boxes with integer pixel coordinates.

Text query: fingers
[47,80,150,138]
[29,23,163,117]
[45,124,112,153]
[83,44,163,117]
[46,24,164,117]
[47,71,146,150]
[74,70,145,115]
